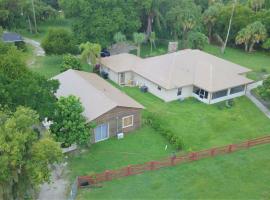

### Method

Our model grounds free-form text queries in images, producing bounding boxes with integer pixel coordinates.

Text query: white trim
[94,123,110,143]
[122,115,134,128]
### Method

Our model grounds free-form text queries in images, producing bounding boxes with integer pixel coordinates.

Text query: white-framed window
[122,115,134,128]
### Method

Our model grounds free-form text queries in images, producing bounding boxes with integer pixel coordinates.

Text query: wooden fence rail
[77,135,270,188]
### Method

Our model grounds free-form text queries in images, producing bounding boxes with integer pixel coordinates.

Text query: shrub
[60,54,82,72]
[41,28,78,55]
[144,112,184,150]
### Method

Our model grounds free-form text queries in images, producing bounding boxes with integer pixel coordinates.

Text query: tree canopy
[0,107,62,200]
[50,95,92,147]
[0,42,59,119]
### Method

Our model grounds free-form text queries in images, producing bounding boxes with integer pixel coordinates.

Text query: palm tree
[79,42,101,66]
[113,32,126,44]
[144,0,164,39]
[133,32,146,57]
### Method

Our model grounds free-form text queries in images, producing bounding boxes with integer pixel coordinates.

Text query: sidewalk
[246,81,270,119]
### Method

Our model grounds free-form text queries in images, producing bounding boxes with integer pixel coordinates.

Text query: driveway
[24,37,45,57]
[246,81,270,119]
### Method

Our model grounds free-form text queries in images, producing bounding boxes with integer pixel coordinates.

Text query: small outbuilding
[53,70,144,143]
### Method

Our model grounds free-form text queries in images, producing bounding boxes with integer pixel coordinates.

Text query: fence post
[150,161,155,170]
[228,144,234,153]
[105,170,110,181]
[171,156,176,166]
[246,140,251,148]
[126,165,131,176]
[77,177,80,189]
[189,152,197,161]
[210,148,216,156]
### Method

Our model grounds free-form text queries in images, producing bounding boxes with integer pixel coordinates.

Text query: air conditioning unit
[117,132,124,139]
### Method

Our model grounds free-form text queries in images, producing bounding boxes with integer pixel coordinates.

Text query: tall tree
[139,0,164,38]
[221,0,237,54]
[0,42,59,119]
[248,0,265,12]
[113,32,127,44]
[0,107,62,200]
[149,31,156,53]
[203,3,222,42]
[166,0,201,48]
[133,32,146,57]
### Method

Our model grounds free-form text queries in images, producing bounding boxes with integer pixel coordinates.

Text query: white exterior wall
[133,73,192,102]
[210,87,246,104]
[101,66,119,84]
[124,71,133,85]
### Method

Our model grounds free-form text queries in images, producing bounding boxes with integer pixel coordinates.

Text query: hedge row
[143,112,184,150]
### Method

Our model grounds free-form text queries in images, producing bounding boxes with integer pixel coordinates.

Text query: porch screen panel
[230,85,245,94]
[212,89,228,99]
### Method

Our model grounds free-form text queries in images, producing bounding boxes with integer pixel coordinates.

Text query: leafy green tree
[258,76,270,100]
[133,32,146,57]
[262,38,270,50]
[166,0,201,48]
[188,32,209,50]
[80,42,101,66]
[248,0,265,12]
[139,0,165,38]
[0,107,62,200]
[61,54,82,72]
[71,0,141,47]
[203,3,223,42]
[0,41,59,119]
[235,21,267,52]
[41,28,78,55]
[149,31,156,53]
[50,95,91,147]
[113,32,127,44]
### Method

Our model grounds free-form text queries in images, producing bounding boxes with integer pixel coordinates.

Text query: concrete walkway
[24,37,45,57]
[37,164,69,200]
[246,81,270,119]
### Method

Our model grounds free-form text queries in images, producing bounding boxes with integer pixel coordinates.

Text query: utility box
[117,133,124,139]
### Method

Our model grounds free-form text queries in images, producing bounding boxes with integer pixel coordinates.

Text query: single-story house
[100,49,253,104]
[2,32,24,43]
[53,70,144,143]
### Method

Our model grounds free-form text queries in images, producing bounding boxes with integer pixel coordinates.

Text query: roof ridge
[73,70,119,107]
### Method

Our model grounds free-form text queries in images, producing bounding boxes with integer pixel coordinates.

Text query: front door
[119,73,125,85]
[94,123,109,142]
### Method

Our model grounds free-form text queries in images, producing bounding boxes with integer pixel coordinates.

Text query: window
[157,86,162,91]
[177,88,182,96]
[122,115,134,128]
[94,123,109,142]
[193,86,208,99]
[230,85,245,95]
[212,89,228,99]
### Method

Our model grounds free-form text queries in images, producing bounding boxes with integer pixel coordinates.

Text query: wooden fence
[77,135,270,187]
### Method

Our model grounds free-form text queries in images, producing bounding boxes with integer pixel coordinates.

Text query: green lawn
[119,87,270,151]
[77,143,270,200]
[29,55,91,78]
[68,126,175,179]
[204,44,270,81]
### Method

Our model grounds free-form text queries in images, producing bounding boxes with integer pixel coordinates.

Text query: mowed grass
[119,87,270,151]
[68,126,175,179]
[204,44,270,80]
[30,55,91,78]
[77,143,270,200]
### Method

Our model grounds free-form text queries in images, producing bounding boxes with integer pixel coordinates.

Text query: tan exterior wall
[91,106,142,143]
